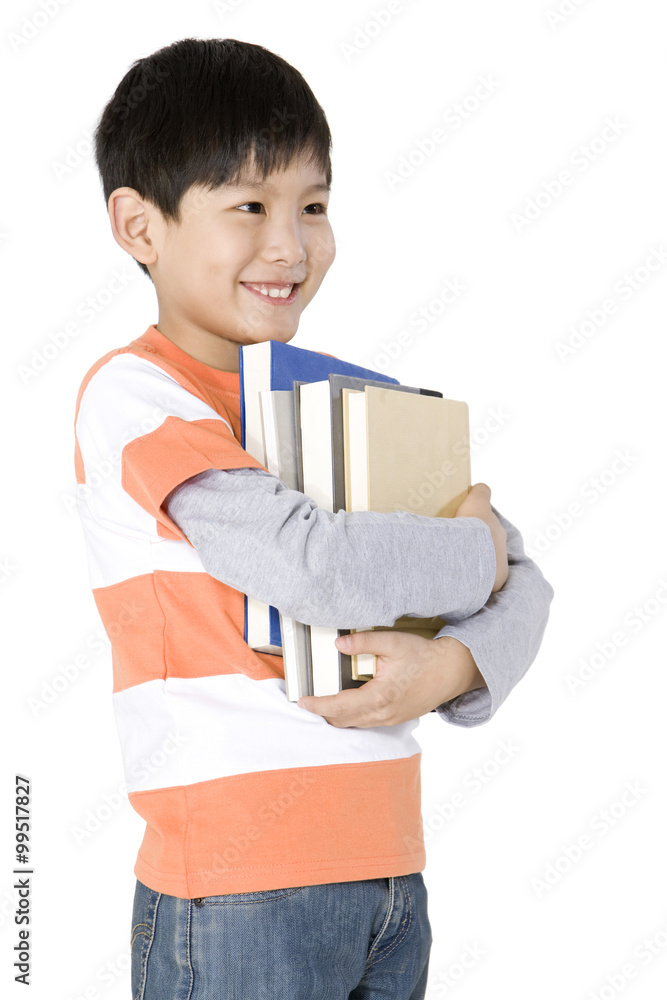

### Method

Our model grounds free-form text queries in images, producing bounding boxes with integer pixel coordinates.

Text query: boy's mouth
[241,281,299,304]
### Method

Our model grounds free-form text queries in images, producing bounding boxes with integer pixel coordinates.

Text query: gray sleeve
[163,466,497,628]
[432,504,554,727]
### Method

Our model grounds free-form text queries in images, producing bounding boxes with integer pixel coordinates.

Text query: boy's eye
[236,202,264,213]
[235,202,327,215]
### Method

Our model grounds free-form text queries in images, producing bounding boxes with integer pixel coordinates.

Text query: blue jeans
[131,873,432,998]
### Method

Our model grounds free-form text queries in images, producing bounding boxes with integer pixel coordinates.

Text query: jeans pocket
[130,881,160,1000]
[194,885,306,906]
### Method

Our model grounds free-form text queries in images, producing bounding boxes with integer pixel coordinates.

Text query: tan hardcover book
[342,385,471,680]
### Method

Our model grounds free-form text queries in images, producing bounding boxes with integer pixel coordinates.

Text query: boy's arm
[430,504,555,726]
[163,466,499,627]
[165,471,552,729]
[75,355,499,627]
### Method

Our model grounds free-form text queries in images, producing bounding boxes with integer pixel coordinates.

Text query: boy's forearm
[431,505,554,726]
[433,635,487,701]
[163,466,498,628]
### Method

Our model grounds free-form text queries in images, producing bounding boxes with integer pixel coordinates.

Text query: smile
[241,282,299,304]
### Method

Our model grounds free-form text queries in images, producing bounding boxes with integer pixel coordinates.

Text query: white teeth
[247,283,294,298]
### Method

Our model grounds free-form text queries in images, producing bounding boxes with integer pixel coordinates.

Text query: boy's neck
[155,319,241,373]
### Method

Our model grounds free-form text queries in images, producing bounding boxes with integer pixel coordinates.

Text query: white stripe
[75,353,233,588]
[113,674,422,793]
[76,499,205,589]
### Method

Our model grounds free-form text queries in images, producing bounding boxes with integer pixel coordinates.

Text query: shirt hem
[134,849,427,899]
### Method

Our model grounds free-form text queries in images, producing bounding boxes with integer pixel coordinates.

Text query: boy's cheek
[310,229,336,270]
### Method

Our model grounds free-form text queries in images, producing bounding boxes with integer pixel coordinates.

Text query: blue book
[238,339,399,653]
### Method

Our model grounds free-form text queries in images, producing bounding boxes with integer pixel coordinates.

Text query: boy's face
[141,153,335,372]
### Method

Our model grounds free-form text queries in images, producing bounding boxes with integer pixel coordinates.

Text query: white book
[259,389,313,701]
[241,342,287,654]
[298,380,343,697]
[239,340,401,654]
[343,389,376,680]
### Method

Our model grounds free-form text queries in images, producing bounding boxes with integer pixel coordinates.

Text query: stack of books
[239,340,471,702]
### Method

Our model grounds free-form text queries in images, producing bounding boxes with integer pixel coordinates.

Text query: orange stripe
[74,437,84,485]
[121,415,267,542]
[130,753,425,897]
[73,342,245,486]
[94,572,283,693]
[74,340,337,486]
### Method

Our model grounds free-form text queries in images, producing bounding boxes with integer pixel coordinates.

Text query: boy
[74,37,553,999]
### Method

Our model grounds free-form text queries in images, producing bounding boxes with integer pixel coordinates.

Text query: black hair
[94,37,333,279]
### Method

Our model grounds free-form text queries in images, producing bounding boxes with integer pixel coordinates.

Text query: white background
[2,0,666,997]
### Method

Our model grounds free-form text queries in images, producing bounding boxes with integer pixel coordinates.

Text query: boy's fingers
[297,681,380,727]
[298,630,424,725]
[469,482,491,498]
[298,685,370,715]
[335,628,397,653]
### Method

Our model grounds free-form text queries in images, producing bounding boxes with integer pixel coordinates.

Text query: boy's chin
[252,325,300,345]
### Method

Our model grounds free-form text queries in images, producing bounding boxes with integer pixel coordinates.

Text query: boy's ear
[107,187,160,267]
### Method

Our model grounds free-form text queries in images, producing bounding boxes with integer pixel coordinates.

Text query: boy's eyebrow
[226,179,330,196]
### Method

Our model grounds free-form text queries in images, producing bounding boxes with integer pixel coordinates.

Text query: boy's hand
[296,631,486,728]
[454,483,508,592]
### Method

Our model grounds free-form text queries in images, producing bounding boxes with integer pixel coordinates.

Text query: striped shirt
[73,322,552,899]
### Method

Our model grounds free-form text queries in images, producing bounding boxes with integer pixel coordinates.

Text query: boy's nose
[261,220,307,265]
